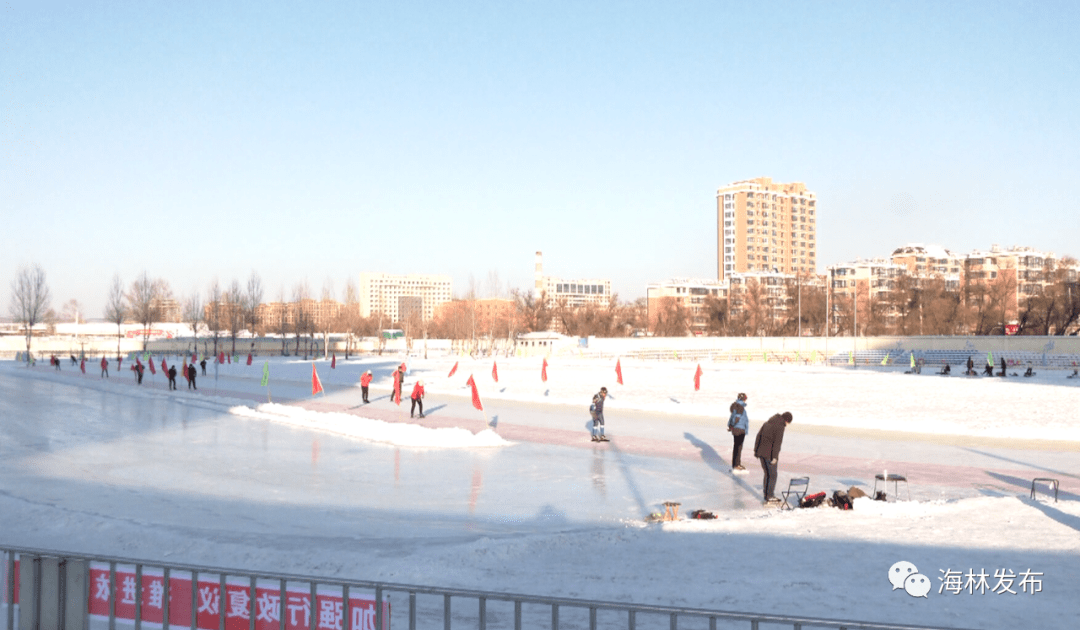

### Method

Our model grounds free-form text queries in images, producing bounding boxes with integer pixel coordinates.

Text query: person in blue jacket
[727,393,750,472]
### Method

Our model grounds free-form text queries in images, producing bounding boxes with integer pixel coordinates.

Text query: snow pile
[228,402,510,448]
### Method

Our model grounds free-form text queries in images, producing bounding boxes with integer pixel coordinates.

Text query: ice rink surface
[2,355,1078,629]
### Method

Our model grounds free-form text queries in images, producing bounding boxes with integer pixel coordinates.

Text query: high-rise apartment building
[357,272,452,323]
[717,177,818,281]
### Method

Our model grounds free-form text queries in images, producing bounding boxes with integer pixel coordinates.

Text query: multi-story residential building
[890,244,963,291]
[357,272,452,323]
[962,245,1065,327]
[646,278,727,334]
[532,251,612,308]
[717,177,818,282]
[434,297,519,336]
[253,299,344,330]
[150,298,181,323]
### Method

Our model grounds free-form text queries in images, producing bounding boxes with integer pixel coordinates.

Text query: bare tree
[273,287,290,355]
[512,289,553,333]
[225,279,245,356]
[9,263,52,363]
[651,296,689,337]
[60,298,83,323]
[245,271,264,338]
[104,275,126,360]
[183,291,203,350]
[127,272,172,351]
[206,280,223,359]
[292,282,310,358]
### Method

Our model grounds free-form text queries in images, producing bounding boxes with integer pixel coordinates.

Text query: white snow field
[1,354,1078,629]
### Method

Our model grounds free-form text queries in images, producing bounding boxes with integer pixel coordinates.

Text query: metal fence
[1,545,983,630]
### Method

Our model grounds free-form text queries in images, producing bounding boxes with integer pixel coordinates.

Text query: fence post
[342,584,350,630]
[135,564,142,630]
[479,596,486,630]
[551,603,558,630]
[218,574,226,630]
[514,601,521,630]
[409,592,416,630]
[163,568,170,630]
[6,552,15,630]
[191,571,198,630]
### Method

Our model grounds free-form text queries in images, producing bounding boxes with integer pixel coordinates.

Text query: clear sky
[3,1,1078,318]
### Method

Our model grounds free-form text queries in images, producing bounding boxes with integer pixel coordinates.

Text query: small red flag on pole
[541,358,548,382]
[80,358,86,374]
[182,358,188,381]
[148,357,156,375]
[448,361,459,377]
[492,361,499,382]
[246,353,252,366]
[311,362,324,396]
[192,353,197,364]
[161,358,167,374]
[615,359,623,385]
[694,364,703,391]
[331,353,336,369]
[218,352,225,365]
[466,374,484,411]
[227,353,231,364]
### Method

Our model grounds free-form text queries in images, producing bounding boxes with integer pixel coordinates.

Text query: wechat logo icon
[889,561,930,598]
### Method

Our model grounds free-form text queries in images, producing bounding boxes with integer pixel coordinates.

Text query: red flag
[148,358,156,375]
[161,358,167,374]
[393,371,402,405]
[311,363,324,396]
[492,361,499,382]
[694,364,703,391]
[80,358,85,374]
[191,353,197,364]
[331,353,336,369]
[246,353,252,366]
[615,359,623,385]
[218,352,225,364]
[466,374,484,411]
[448,361,459,377]
[182,358,188,381]
[541,358,548,382]
[227,353,232,364]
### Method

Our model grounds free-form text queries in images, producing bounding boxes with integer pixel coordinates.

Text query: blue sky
[3,1,1078,317]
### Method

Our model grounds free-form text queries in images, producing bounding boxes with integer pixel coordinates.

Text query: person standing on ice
[360,370,373,403]
[200,358,207,376]
[727,393,749,472]
[966,356,975,375]
[590,387,609,442]
[167,365,178,390]
[410,379,425,418]
[187,363,197,390]
[100,356,109,378]
[753,411,793,505]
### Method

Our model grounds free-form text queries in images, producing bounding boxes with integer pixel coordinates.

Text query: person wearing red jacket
[360,370,373,403]
[100,356,109,378]
[410,380,425,418]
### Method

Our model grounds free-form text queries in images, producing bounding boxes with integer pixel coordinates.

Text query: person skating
[360,370,372,403]
[167,365,178,390]
[200,358,207,376]
[392,364,406,403]
[727,393,749,472]
[754,411,793,506]
[966,356,975,375]
[410,380,425,418]
[982,361,994,377]
[590,387,609,442]
[187,364,197,390]
[135,362,144,385]
[100,356,109,378]
[52,355,60,371]
[999,357,1007,377]
[70,354,78,366]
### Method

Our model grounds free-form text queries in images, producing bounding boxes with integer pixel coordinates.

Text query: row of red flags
[446,358,705,390]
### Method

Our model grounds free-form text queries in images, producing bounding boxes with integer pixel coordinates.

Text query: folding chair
[781,477,810,510]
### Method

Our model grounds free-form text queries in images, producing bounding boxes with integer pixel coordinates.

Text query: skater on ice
[590,387,609,442]
[360,370,372,403]
[100,356,109,378]
[187,363,197,390]
[754,411,793,506]
[727,392,749,472]
[167,365,178,390]
[410,379,425,418]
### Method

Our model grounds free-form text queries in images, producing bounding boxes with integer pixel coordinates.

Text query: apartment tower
[717,177,818,282]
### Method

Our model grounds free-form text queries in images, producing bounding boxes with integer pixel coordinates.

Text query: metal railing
[2,545,982,630]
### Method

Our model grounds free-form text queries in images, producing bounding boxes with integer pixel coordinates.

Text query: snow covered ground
[1,354,1078,629]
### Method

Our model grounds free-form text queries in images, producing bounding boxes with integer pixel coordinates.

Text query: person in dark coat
[966,356,975,375]
[999,357,1007,377]
[982,360,994,376]
[187,364,197,390]
[200,358,207,376]
[167,365,178,390]
[753,411,793,505]
[590,387,609,442]
[727,393,749,471]
[135,362,144,384]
